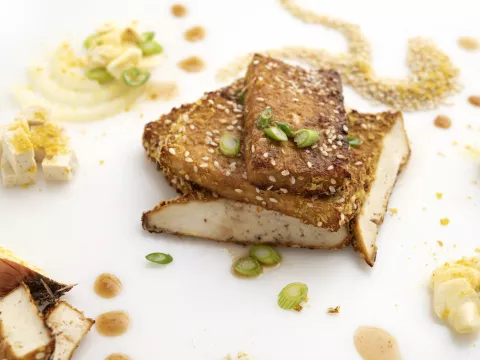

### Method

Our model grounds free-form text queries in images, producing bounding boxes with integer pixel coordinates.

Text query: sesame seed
[242,172,248,179]
[210,141,218,147]
[208,149,215,153]
[281,170,290,176]
[258,76,264,81]
[226,170,231,176]
[190,125,195,130]
[194,166,198,173]
[263,152,269,158]
[212,129,220,134]
[336,154,346,159]
[306,203,313,208]
[256,196,263,201]
[206,131,213,136]
[269,198,278,203]
[291,176,296,184]
[185,157,193,163]
[255,188,261,193]
[270,159,276,166]
[336,197,345,203]
[182,114,189,121]
[251,145,255,152]
[261,201,267,206]
[343,125,348,132]
[292,98,299,102]
[212,192,218,198]
[235,189,243,193]
[330,179,336,184]
[214,161,220,168]
[307,161,312,168]
[256,97,265,102]
[202,156,209,161]
[216,104,225,110]
[361,123,368,129]
[329,186,336,193]
[280,188,288,193]
[226,125,234,130]
[185,174,190,180]
[219,119,227,124]
[168,148,176,155]
[208,99,214,105]
[200,163,208,168]
[185,151,190,157]
[317,222,323,227]
[267,185,273,191]
[253,60,259,65]
[269,176,276,183]
[354,161,363,166]
[327,165,334,170]
[340,214,345,222]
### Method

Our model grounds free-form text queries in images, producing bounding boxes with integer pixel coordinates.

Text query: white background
[0,0,479,359]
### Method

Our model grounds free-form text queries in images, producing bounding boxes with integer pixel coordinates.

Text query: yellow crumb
[20,184,29,189]
[389,208,398,215]
[453,244,457,248]
[99,160,105,165]
[452,141,458,146]
[12,130,33,153]
[441,308,451,320]
[467,196,472,200]
[436,192,443,199]
[327,306,340,314]
[437,241,444,247]
[140,113,144,119]
[473,180,478,185]
[440,218,450,226]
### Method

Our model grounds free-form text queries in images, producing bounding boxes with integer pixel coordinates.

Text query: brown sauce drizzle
[354,326,402,360]
[94,273,122,299]
[96,311,130,337]
[171,4,187,18]
[105,354,131,360]
[177,56,205,73]
[184,26,206,42]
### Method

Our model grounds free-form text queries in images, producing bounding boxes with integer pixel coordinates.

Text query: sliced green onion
[236,91,245,105]
[278,282,308,310]
[264,126,288,142]
[140,31,155,43]
[347,135,361,147]
[249,245,281,266]
[139,41,163,56]
[85,67,115,84]
[257,108,273,129]
[293,129,319,148]
[84,33,100,49]
[275,121,295,137]
[233,256,263,277]
[122,67,150,87]
[220,134,240,157]
[146,253,173,264]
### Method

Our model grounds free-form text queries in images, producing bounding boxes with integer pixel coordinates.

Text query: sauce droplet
[146,82,179,101]
[105,354,131,360]
[94,273,122,299]
[184,26,206,42]
[354,326,402,360]
[178,56,206,73]
[96,311,130,337]
[171,4,187,18]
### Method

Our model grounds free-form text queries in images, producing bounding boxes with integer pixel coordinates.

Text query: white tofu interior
[2,128,36,175]
[144,196,349,249]
[42,150,77,182]
[46,301,94,360]
[353,117,410,266]
[1,156,17,188]
[0,284,52,358]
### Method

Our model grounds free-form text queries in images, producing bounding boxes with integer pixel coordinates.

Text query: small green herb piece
[278,282,308,310]
[122,67,150,87]
[293,129,319,148]
[233,256,263,277]
[138,41,163,56]
[275,121,294,137]
[257,108,273,129]
[146,253,173,264]
[347,135,361,147]
[220,134,240,157]
[264,126,288,142]
[84,33,100,49]
[249,245,281,266]
[236,91,245,105]
[140,31,156,43]
[85,67,115,84]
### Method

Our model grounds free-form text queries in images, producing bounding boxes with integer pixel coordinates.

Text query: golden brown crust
[142,192,352,250]
[244,54,350,195]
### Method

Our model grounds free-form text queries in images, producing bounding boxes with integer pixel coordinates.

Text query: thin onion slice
[28,66,129,107]
[278,282,308,310]
[13,86,143,122]
[249,245,282,266]
[233,256,263,277]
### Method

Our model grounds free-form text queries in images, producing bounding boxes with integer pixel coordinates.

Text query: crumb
[468,96,480,107]
[124,107,131,112]
[99,160,105,165]
[184,26,206,42]
[452,141,458,146]
[394,303,399,307]
[294,305,303,312]
[440,218,450,226]
[473,180,478,185]
[21,184,29,189]
[453,244,457,248]
[38,187,43,192]
[467,196,472,200]
[327,306,340,314]
[433,115,451,129]
[146,82,179,101]
[475,248,480,253]
[436,192,443,199]
[171,4,187,17]
[437,240,444,247]
[102,132,106,137]
[388,208,398,215]
[458,37,479,50]
[468,124,473,129]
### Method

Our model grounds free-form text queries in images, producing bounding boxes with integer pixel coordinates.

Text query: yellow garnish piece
[11,129,33,153]
[440,218,450,226]
[436,192,443,199]
[29,122,69,158]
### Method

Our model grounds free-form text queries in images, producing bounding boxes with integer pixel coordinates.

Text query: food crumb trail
[434,115,451,129]
[171,4,187,17]
[457,37,479,51]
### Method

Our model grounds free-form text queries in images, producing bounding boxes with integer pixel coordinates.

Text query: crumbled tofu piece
[106,47,142,78]
[46,301,94,360]
[42,150,77,181]
[0,284,54,359]
[2,128,36,175]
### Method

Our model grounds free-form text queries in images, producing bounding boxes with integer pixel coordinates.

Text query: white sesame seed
[307,203,313,208]
[184,151,190,157]
[219,119,227,124]
[327,165,334,170]
[281,170,290,176]
[307,161,312,168]
[242,172,248,179]
[208,99,214,105]
[226,170,231,176]
[271,159,276,166]
[269,198,278,203]
[361,123,368,129]
[182,114,189,121]
[336,197,345,203]
[216,104,225,110]
[206,131,213,136]
[267,185,273,191]
[225,108,230,114]
[237,126,242,130]
[200,163,208,168]
[343,125,348,132]
[263,152,269,158]
[280,188,288,193]
[317,222,323,227]
[291,176,296,184]
[210,141,218,147]
[336,154,346,159]
[202,156,209,161]
[258,76,263,81]
[340,214,345,221]
[185,157,193,163]
[256,196,263,201]
[329,186,336,193]
[214,161,220,168]
[165,119,172,125]
[232,120,239,125]
[251,145,255,152]
[235,189,243,193]
[194,166,198,173]
[256,97,265,102]
[269,176,276,183]
[354,161,363,166]
[261,201,267,206]
[253,60,259,65]
[330,179,336,184]
[212,192,218,198]
[255,188,261,193]
[292,98,299,102]
[226,125,234,130]
[168,148,176,155]
[190,125,195,130]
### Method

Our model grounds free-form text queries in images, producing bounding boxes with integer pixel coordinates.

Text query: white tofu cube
[106,47,142,79]
[2,128,36,174]
[1,154,36,188]
[42,150,77,181]
[0,124,6,159]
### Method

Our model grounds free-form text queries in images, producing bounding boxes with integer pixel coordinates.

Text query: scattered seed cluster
[216,0,461,111]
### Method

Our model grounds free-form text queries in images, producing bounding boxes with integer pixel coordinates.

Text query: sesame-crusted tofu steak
[244,54,350,195]
[146,92,365,231]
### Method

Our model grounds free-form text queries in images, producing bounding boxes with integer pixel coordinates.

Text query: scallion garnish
[146,253,173,264]
[233,256,263,277]
[140,31,156,43]
[275,121,294,138]
[220,134,240,157]
[85,67,115,84]
[257,108,273,129]
[122,67,150,87]
[278,282,308,310]
[264,126,288,142]
[84,34,100,49]
[249,245,281,266]
[347,135,361,147]
[293,129,319,148]
[139,41,163,57]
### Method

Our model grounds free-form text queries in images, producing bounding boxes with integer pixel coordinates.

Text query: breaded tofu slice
[144,90,365,232]
[143,111,410,259]
[46,301,94,360]
[0,283,54,360]
[0,246,73,306]
[244,54,350,195]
